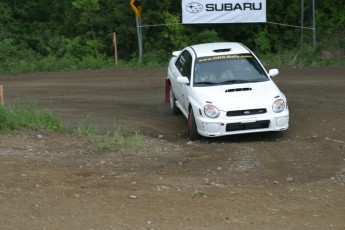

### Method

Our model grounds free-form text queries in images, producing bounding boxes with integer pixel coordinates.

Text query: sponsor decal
[185,2,264,14]
[182,0,266,24]
[197,55,253,63]
[186,2,203,13]
[205,3,262,12]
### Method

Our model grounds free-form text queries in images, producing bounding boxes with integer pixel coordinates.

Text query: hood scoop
[225,87,252,93]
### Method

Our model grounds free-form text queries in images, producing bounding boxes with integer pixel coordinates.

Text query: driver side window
[175,51,192,80]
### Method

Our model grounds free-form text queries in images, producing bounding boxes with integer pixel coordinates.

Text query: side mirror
[268,69,279,78]
[177,76,190,84]
[172,51,181,57]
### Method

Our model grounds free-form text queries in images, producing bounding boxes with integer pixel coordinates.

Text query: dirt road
[0,67,344,229]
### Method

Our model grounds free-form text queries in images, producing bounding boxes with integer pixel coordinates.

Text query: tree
[0,0,344,70]
[72,0,101,57]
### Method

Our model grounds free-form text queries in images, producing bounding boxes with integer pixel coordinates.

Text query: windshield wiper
[194,81,218,85]
[218,80,250,85]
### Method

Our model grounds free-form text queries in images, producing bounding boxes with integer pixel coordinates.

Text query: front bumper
[195,110,289,137]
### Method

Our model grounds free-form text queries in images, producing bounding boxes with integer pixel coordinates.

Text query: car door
[174,50,192,113]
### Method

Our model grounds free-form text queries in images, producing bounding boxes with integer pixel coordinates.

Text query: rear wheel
[188,108,202,141]
[170,87,179,115]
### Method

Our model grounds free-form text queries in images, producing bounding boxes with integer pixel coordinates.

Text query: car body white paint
[166,42,289,138]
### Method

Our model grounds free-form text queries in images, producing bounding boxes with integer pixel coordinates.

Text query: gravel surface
[0,67,344,229]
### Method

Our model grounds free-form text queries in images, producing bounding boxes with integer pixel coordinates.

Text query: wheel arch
[188,102,202,140]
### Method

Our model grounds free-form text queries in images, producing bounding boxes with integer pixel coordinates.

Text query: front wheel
[188,108,202,141]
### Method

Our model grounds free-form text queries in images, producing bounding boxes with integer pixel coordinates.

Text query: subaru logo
[244,111,251,115]
[186,2,203,13]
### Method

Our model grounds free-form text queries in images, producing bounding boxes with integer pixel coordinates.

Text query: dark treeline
[0,0,344,72]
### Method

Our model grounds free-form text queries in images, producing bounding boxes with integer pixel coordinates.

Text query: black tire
[170,87,180,115]
[188,108,202,141]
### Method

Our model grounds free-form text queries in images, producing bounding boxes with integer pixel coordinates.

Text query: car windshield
[193,54,268,86]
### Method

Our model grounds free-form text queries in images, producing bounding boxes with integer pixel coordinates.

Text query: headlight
[204,104,220,118]
[272,99,286,113]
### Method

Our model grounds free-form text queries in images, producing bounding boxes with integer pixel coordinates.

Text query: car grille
[226,108,267,117]
[226,120,270,132]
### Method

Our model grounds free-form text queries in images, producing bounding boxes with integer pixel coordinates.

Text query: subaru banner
[182,0,266,24]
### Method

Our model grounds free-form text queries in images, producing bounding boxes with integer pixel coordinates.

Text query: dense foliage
[0,0,344,73]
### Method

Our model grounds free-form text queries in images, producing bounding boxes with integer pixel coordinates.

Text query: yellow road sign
[130,0,142,18]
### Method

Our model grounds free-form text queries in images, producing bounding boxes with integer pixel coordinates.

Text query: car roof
[189,42,250,58]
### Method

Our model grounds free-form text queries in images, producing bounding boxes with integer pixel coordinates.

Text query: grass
[0,52,169,75]
[97,129,146,153]
[70,115,147,153]
[73,120,148,154]
[0,102,147,153]
[72,114,99,136]
[0,101,64,132]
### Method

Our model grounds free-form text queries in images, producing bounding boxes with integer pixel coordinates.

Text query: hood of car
[193,81,282,111]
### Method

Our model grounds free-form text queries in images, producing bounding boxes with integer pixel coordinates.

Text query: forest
[0,0,344,73]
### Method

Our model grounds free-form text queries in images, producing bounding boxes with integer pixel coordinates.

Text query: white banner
[182,0,266,24]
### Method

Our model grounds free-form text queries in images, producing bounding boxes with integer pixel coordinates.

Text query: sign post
[130,0,142,63]
[312,0,316,47]
[0,85,4,105]
[113,32,118,65]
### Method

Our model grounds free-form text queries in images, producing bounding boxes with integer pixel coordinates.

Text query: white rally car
[165,42,289,140]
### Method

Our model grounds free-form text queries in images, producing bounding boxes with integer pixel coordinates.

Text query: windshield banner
[182,0,266,24]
